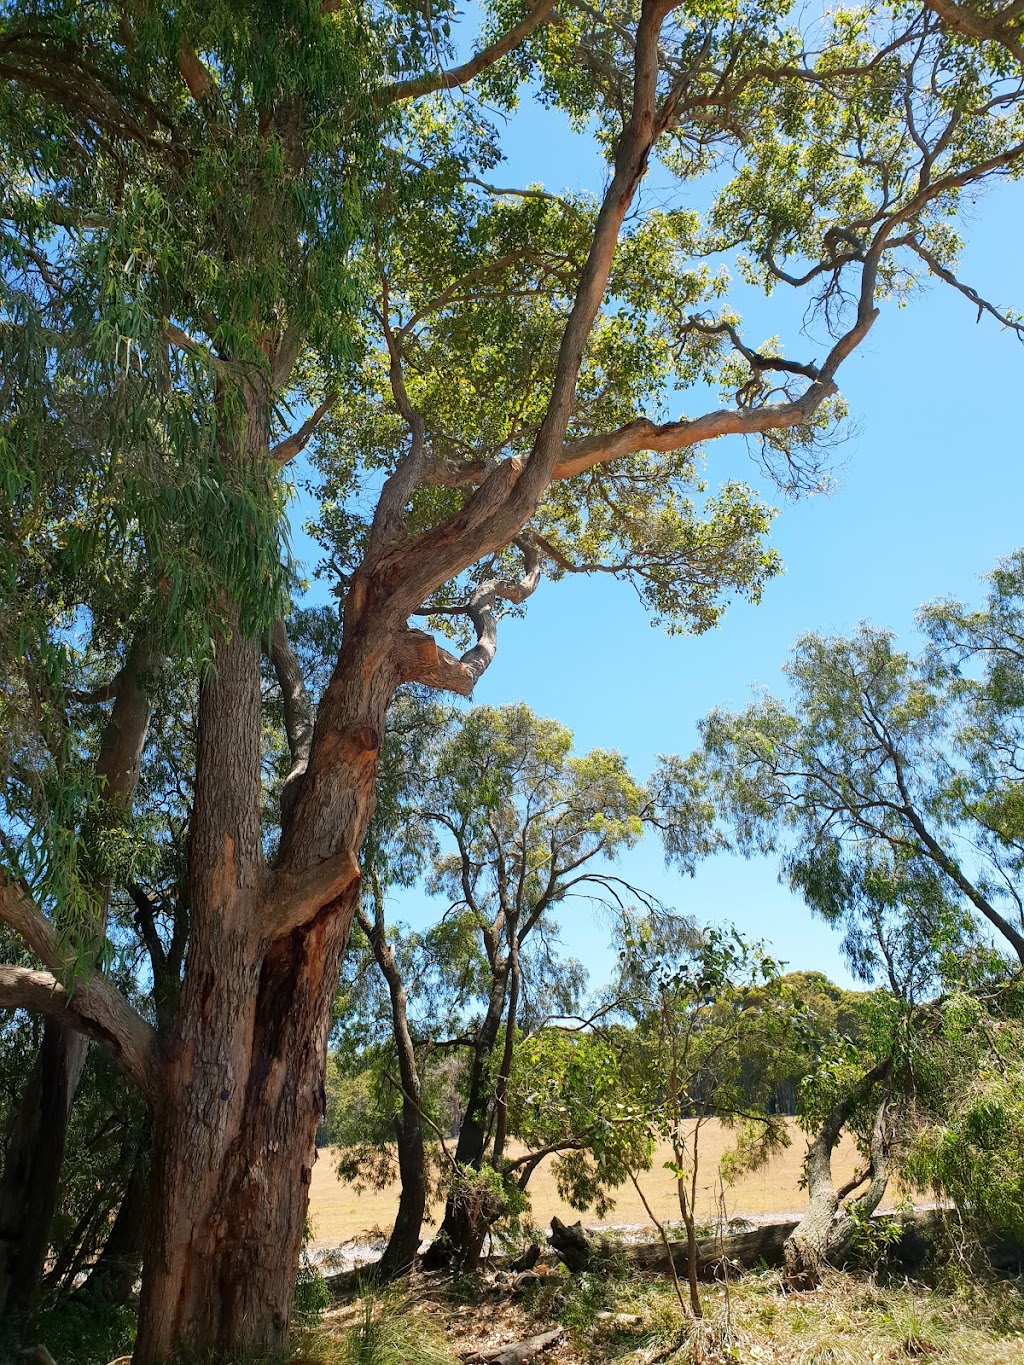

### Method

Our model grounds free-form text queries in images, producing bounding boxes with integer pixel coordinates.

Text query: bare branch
[402,537,543,695]
[268,618,315,823]
[908,240,1024,337]
[423,381,839,491]
[381,0,558,104]
[271,392,339,466]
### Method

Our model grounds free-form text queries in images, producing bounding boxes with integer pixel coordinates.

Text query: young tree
[332,700,659,1272]
[4,3,1024,1358]
[607,916,802,1316]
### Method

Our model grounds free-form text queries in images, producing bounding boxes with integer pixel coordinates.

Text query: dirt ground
[307,1118,869,1247]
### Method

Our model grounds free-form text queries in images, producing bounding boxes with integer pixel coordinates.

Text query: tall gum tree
[2,0,1024,1358]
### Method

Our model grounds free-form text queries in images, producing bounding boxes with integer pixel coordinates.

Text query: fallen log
[625,1220,797,1278]
[461,1325,564,1364]
[622,1210,945,1279]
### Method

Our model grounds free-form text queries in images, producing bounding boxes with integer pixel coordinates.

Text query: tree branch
[401,537,542,695]
[271,392,339,466]
[908,240,1024,337]
[266,848,362,939]
[381,0,558,103]
[422,382,838,490]
[177,45,214,101]
[268,618,315,823]
[922,0,1024,62]
[0,880,157,1100]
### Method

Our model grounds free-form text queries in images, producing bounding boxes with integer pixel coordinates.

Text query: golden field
[307,1118,867,1247]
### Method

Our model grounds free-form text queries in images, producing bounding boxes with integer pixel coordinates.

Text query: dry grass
[298,1264,1024,1365]
[308,1119,873,1247]
[582,1270,1024,1364]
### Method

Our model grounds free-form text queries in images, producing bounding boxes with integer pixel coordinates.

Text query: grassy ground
[301,1263,1024,1365]
[308,1120,869,1246]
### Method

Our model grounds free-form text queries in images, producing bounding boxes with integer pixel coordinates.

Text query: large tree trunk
[133,492,392,1361]
[0,643,152,1318]
[136,894,353,1362]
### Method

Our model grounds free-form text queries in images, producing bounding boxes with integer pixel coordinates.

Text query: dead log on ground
[547,1216,592,1271]
[622,1210,944,1279]
[461,1325,564,1364]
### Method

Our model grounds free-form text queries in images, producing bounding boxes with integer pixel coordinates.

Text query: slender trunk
[491,935,520,1168]
[73,1142,149,1307]
[423,968,508,1269]
[380,1109,429,1281]
[676,1174,703,1318]
[0,1030,88,1314]
[359,907,428,1281]
[0,643,152,1317]
[629,1171,687,1316]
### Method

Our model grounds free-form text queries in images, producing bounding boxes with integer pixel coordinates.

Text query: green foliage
[695,549,1024,991]
[292,1254,331,1328]
[510,1027,652,1216]
[904,1008,1024,1245]
[20,1296,136,1365]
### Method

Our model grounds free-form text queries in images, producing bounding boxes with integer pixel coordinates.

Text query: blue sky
[291,86,1024,997]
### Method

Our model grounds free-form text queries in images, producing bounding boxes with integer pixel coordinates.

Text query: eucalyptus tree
[336,700,660,1274]
[416,704,655,1268]
[696,552,1024,976]
[3,0,1024,1359]
[687,551,1024,1282]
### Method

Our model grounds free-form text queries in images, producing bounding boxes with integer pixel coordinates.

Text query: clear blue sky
[290,85,1024,997]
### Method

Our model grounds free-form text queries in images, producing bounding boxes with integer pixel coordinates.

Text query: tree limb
[177,45,214,101]
[422,383,838,490]
[923,0,1024,62]
[401,538,543,695]
[381,0,558,104]
[271,392,339,466]
[268,618,315,823]
[266,848,363,939]
[0,880,157,1100]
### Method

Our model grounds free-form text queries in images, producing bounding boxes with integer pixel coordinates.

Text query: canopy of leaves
[692,550,1024,990]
